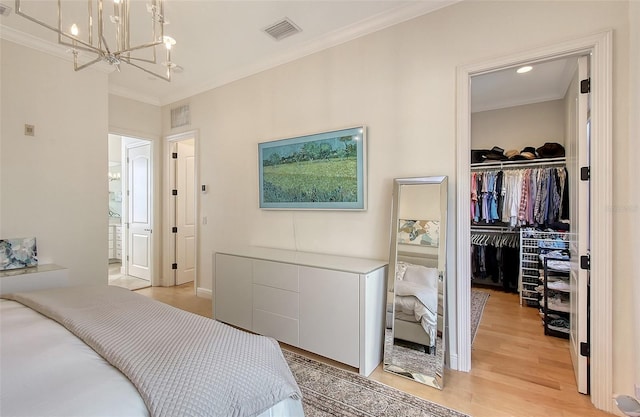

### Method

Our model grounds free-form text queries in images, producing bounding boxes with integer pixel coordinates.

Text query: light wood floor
[108,262,150,291]
[135,284,613,417]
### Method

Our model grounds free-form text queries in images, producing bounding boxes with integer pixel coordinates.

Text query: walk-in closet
[469,56,579,342]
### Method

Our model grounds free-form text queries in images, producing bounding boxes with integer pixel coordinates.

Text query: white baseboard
[196,287,212,299]
[449,352,459,371]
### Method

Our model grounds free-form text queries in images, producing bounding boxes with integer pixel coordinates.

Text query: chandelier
[15,0,177,81]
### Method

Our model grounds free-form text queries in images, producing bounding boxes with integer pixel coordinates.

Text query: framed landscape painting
[259,126,367,210]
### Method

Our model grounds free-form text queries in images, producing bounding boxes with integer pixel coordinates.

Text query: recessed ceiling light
[517,65,533,74]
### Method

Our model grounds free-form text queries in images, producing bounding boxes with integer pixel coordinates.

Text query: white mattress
[0,299,304,417]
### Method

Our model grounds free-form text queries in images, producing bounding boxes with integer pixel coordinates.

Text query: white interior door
[127,143,152,281]
[176,140,196,285]
[568,55,590,394]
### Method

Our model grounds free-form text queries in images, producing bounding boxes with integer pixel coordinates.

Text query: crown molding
[4,1,460,107]
[1,24,160,105]
[157,1,460,106]
[0,24,112,73]
[109,84,162,107]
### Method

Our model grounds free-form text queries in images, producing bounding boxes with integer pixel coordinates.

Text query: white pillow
[403,264,438,290]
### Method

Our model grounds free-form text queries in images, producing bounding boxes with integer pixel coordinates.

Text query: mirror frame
[384,175,448,389]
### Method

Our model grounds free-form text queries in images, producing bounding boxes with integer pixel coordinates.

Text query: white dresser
[0,264,69,295]
[214,247,387,376]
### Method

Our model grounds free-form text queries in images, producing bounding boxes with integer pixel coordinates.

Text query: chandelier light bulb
[70,23,79,36]
[163,36,176,50]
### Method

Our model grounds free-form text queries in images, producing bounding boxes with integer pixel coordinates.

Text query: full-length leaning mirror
[384,176,448,389]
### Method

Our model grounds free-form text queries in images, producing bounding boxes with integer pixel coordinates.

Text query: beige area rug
[471,289,490,345]
[283,350,469,417]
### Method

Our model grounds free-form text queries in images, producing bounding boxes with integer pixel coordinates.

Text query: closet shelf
[470,157,566,171]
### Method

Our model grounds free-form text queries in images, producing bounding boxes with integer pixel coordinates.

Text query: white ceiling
[0,0,576,110]
[471,56,578,113]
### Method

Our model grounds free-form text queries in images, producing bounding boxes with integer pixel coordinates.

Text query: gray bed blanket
[5,285,301,417]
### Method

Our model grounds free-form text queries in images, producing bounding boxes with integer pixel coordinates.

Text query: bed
[0,284,304,417]
[388,255,443,352]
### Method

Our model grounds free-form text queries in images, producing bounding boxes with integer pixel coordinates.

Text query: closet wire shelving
[519,228,570,307]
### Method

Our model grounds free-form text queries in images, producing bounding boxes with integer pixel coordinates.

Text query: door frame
[109,131,158,286]
[165,130,200,293]
[455,31,612,411]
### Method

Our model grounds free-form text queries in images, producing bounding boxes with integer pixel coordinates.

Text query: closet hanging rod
[470,226,519,233]
[470,157,566,171]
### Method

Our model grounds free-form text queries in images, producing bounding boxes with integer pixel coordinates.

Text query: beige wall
[162,0,634,406]
[0,39,108,286]
[471,99,566,151]
[109,95,162,140]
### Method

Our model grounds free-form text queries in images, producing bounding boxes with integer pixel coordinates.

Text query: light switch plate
[24,124,35,136]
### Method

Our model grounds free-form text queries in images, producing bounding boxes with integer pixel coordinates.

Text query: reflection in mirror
[384,176,448,389]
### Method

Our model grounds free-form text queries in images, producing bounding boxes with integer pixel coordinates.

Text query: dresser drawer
[253,310,299,346]
[252,259,298,292]
[253,284,299,318]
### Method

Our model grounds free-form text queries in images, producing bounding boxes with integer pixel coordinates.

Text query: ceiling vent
[0,3,12,16]
[263,17,301,41]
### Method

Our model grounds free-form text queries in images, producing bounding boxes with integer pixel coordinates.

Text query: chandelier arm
[123,56,162,65]
[15,1,69,37]
[101,34,112,55]
[58,38,103,55]
[121,59,171,82]
[73,56,104,71]
[15,0,176,80]
[88,0,93,46]
[97,0,104,51]
[118,40,164,55]
[16,0,99,54]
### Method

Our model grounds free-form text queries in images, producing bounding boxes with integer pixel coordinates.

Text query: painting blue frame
[259,126,367,210]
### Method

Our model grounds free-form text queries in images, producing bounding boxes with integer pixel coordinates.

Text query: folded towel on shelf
[548,279,570,291]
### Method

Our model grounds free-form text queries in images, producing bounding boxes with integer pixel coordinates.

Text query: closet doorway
[469,53,589,391]
[455,31,613,411]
